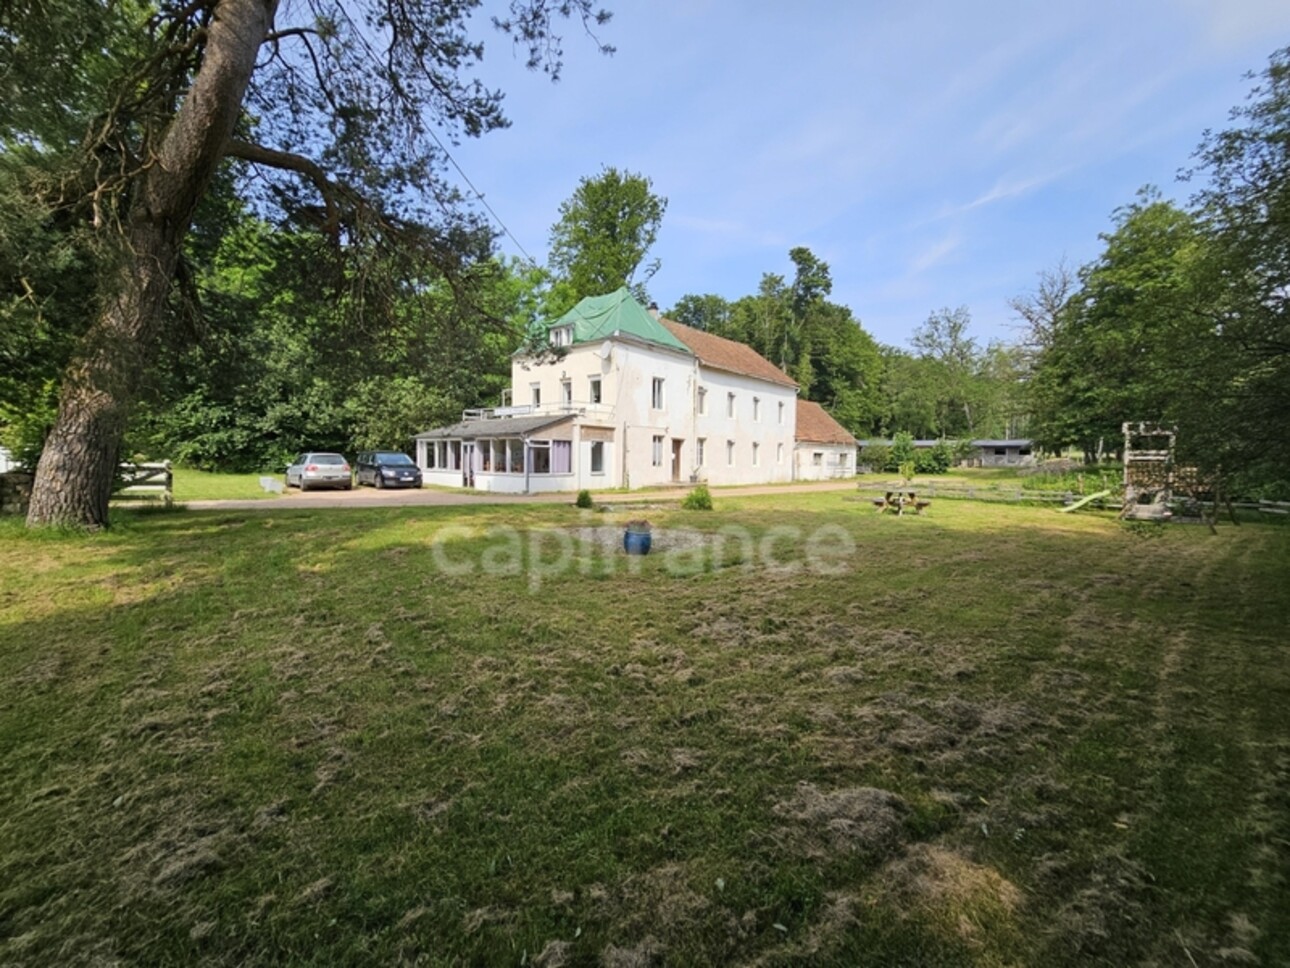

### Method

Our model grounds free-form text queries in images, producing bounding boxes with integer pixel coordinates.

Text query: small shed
[794,401,857,480]
[969,439,1034,467]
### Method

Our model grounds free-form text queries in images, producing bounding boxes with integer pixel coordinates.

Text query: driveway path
[181,479,863,511]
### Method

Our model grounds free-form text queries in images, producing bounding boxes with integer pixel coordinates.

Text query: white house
[794,400,857,480]
[414,289,848,493]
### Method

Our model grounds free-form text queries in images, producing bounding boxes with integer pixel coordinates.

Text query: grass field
[168,467,285,501]
[1,495,1287,966]
[151,464,1119,504]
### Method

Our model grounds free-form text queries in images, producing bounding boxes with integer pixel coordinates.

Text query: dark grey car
[354,451,423,489]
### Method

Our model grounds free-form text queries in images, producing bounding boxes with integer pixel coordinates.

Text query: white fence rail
[116,461,173,505]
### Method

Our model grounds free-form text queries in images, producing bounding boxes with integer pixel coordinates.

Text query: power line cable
[424,126,538,265]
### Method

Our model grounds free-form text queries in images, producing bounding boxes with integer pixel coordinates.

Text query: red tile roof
[795,400,857,445]
[659,318,797,388]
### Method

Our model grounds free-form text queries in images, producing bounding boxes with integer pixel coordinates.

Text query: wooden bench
[871,492,931,515]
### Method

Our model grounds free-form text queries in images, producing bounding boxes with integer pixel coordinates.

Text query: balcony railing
[462,402,614,421]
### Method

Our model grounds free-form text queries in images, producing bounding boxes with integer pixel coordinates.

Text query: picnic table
[871,491,931,516]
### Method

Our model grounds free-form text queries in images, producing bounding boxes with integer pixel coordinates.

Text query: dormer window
[550,325,573,348]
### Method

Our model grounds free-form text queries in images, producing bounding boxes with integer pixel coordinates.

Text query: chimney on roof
[647,302,660,319]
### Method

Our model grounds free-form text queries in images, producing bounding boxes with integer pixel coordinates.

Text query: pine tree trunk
[26,233,179,526]
[25,0,277,528]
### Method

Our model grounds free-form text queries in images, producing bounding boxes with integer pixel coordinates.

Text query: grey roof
[856,439,943,448]
[970,439,1032,448]
[413,414,571,441]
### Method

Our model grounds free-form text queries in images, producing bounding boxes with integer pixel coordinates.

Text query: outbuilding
[969,439,1035,467]
[794,400,857,480]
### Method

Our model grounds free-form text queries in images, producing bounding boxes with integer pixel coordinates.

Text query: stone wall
[0,471,33,516]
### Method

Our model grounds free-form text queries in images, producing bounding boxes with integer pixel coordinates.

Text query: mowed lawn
[0,496,1287,966]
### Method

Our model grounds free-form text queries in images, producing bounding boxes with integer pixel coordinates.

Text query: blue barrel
[623,529,652,555]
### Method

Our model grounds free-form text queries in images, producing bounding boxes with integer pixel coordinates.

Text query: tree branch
[223,138,343,238]
[262,26,322,44]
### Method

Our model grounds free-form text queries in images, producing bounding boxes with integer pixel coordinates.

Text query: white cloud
[670,213,786,249]
[1180,0,1290,50]
[909,234,961,275]
[965,171,1059,209]
[923,169,1066,224]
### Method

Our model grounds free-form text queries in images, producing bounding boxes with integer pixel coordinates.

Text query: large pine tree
[1,0,611,527]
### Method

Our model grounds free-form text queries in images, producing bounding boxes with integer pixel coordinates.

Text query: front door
[671,438,684,483]
[462,442,476,488]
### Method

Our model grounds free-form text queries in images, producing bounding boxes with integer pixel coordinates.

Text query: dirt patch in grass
[611,863,713,934]
[548,862,725,965]
[533,938,573,966]
[878,844,1022,945]
[743,892,864,967]
[1038,849,1153,959]
[839,693,1045,774]
[601,935,664,967]
[461,904,515,934]
[772,782,909,859]
[12,653,66,688]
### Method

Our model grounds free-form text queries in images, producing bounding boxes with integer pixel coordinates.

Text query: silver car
[285,452,352,491]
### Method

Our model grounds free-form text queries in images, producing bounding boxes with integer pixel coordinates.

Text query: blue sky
[449,2,1290,347]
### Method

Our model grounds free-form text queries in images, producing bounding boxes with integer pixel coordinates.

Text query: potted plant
[623,519,652,555]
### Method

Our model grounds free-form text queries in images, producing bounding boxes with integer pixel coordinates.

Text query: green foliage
[1181,46,1290,488]
[859,442,890,473]
[680,483,713,510]
[575,488,593,508]
[1021,464,1122,494]
[0,0,147,148]
[914,439,955,474]
[667,293,731,332]
[875,306,1025,442]
[1024,43,1290,493]
[0,147,100,456]
[889,431,916,471]
[877,347,938,438]
[547,167,666,311]
[4,0,614,526]
[129,218,530,471]
[0,380,57,468]
[1027,189,1202,462]
[684,249,884,437]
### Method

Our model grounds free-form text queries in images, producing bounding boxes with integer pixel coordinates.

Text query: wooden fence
[116,461,173,505]
[857,483,1082,505]
[855,483,1290,517]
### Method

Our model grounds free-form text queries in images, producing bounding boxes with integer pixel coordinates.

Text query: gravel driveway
[181,480,861,511]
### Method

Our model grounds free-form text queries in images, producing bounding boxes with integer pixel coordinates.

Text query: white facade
[415,333,799,493]
[794,442,855,481]
[690,366,796,487]
[519,337,700,490]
